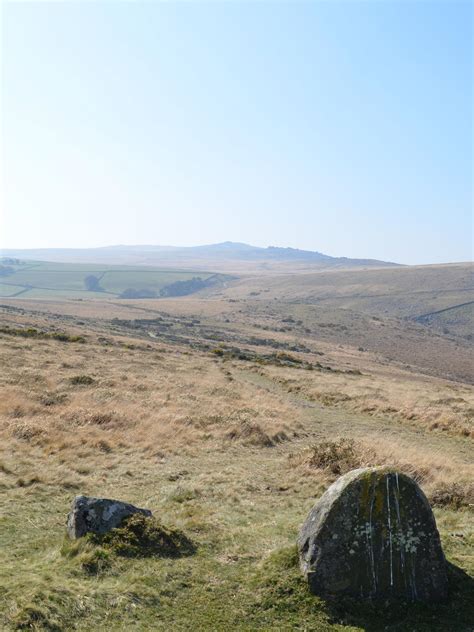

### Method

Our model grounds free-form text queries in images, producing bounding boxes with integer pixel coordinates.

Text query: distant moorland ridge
[0,241,400,271]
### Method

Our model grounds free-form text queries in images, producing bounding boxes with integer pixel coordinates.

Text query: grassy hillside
[0,299,473,631]
[197,263,473,382]
[415,302,474,339]
[210,263,474,317]
[0,260,225,299]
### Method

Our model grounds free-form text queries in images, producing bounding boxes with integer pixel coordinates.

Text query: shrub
[296,439,362,475]
[88,514,195,558]
[0,326,85,343]
[430,482,474,510]
[50,333,85,343]
[69,375,95,386]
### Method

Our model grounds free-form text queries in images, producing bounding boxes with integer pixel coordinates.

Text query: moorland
[0,254,472,631]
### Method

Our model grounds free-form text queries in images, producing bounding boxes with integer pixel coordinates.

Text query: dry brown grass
[0,301,473,631]
[0,301,472,467]
[288,436,473,505]
[272,364,474,438]
[1,311,471,516]
[0,332,300,459]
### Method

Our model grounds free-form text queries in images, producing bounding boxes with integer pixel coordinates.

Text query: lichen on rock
[297,467,448,602]
[67,495,152,539]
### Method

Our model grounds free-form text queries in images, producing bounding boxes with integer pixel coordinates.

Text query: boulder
[67,495,152,538]
[297,467,448,602]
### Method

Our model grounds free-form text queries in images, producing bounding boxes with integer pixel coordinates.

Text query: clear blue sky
[1,1,472,264]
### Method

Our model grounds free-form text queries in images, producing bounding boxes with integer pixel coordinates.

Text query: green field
[0,260,221,299]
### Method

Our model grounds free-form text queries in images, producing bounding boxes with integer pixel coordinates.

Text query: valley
[0,260,472,630]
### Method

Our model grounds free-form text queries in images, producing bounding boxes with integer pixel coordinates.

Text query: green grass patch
[0,451,472,631]
[0,260,218,299]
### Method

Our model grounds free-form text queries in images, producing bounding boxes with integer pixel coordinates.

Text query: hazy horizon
[2,240,473,267]
[1,239,401,261]
[2,1,472,265]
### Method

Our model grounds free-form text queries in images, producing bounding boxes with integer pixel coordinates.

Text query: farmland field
[0,260,223,299]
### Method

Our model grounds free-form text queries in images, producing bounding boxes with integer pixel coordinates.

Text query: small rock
[67,495,152,538]
[297,467,448,602]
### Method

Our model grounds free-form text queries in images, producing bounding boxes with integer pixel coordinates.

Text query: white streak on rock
[387,475,393,587]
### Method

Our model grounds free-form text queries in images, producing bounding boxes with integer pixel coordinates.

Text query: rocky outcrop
[67,495,152,539]
[297,467,448,602]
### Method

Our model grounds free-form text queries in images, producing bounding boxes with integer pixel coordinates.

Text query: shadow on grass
[61,513,196,577]
[323,562,474,632]
[257,548,474,631]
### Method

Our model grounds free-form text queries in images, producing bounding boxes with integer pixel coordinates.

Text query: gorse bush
[0,326,85,343]
[87,514,196,558]
[303,438,361,475]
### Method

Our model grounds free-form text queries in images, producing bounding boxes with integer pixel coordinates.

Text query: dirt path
[237,368,474,465]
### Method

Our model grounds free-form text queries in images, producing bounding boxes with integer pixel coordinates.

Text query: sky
[1,0,472,264]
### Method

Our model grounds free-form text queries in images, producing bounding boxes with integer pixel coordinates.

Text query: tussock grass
[289,437,474,504]
[430,482,474,510]
[275,365,474,438]
[69,375,95,386]
[0,306,472,630]
[225,421,291,447]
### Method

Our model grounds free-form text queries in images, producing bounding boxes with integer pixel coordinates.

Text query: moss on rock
[298,467,448,602]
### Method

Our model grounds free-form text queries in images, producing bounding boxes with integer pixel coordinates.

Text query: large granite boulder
[67,495,152,538]
[297,467,448,602]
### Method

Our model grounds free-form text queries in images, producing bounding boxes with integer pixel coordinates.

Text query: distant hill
[0,242,400,272]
